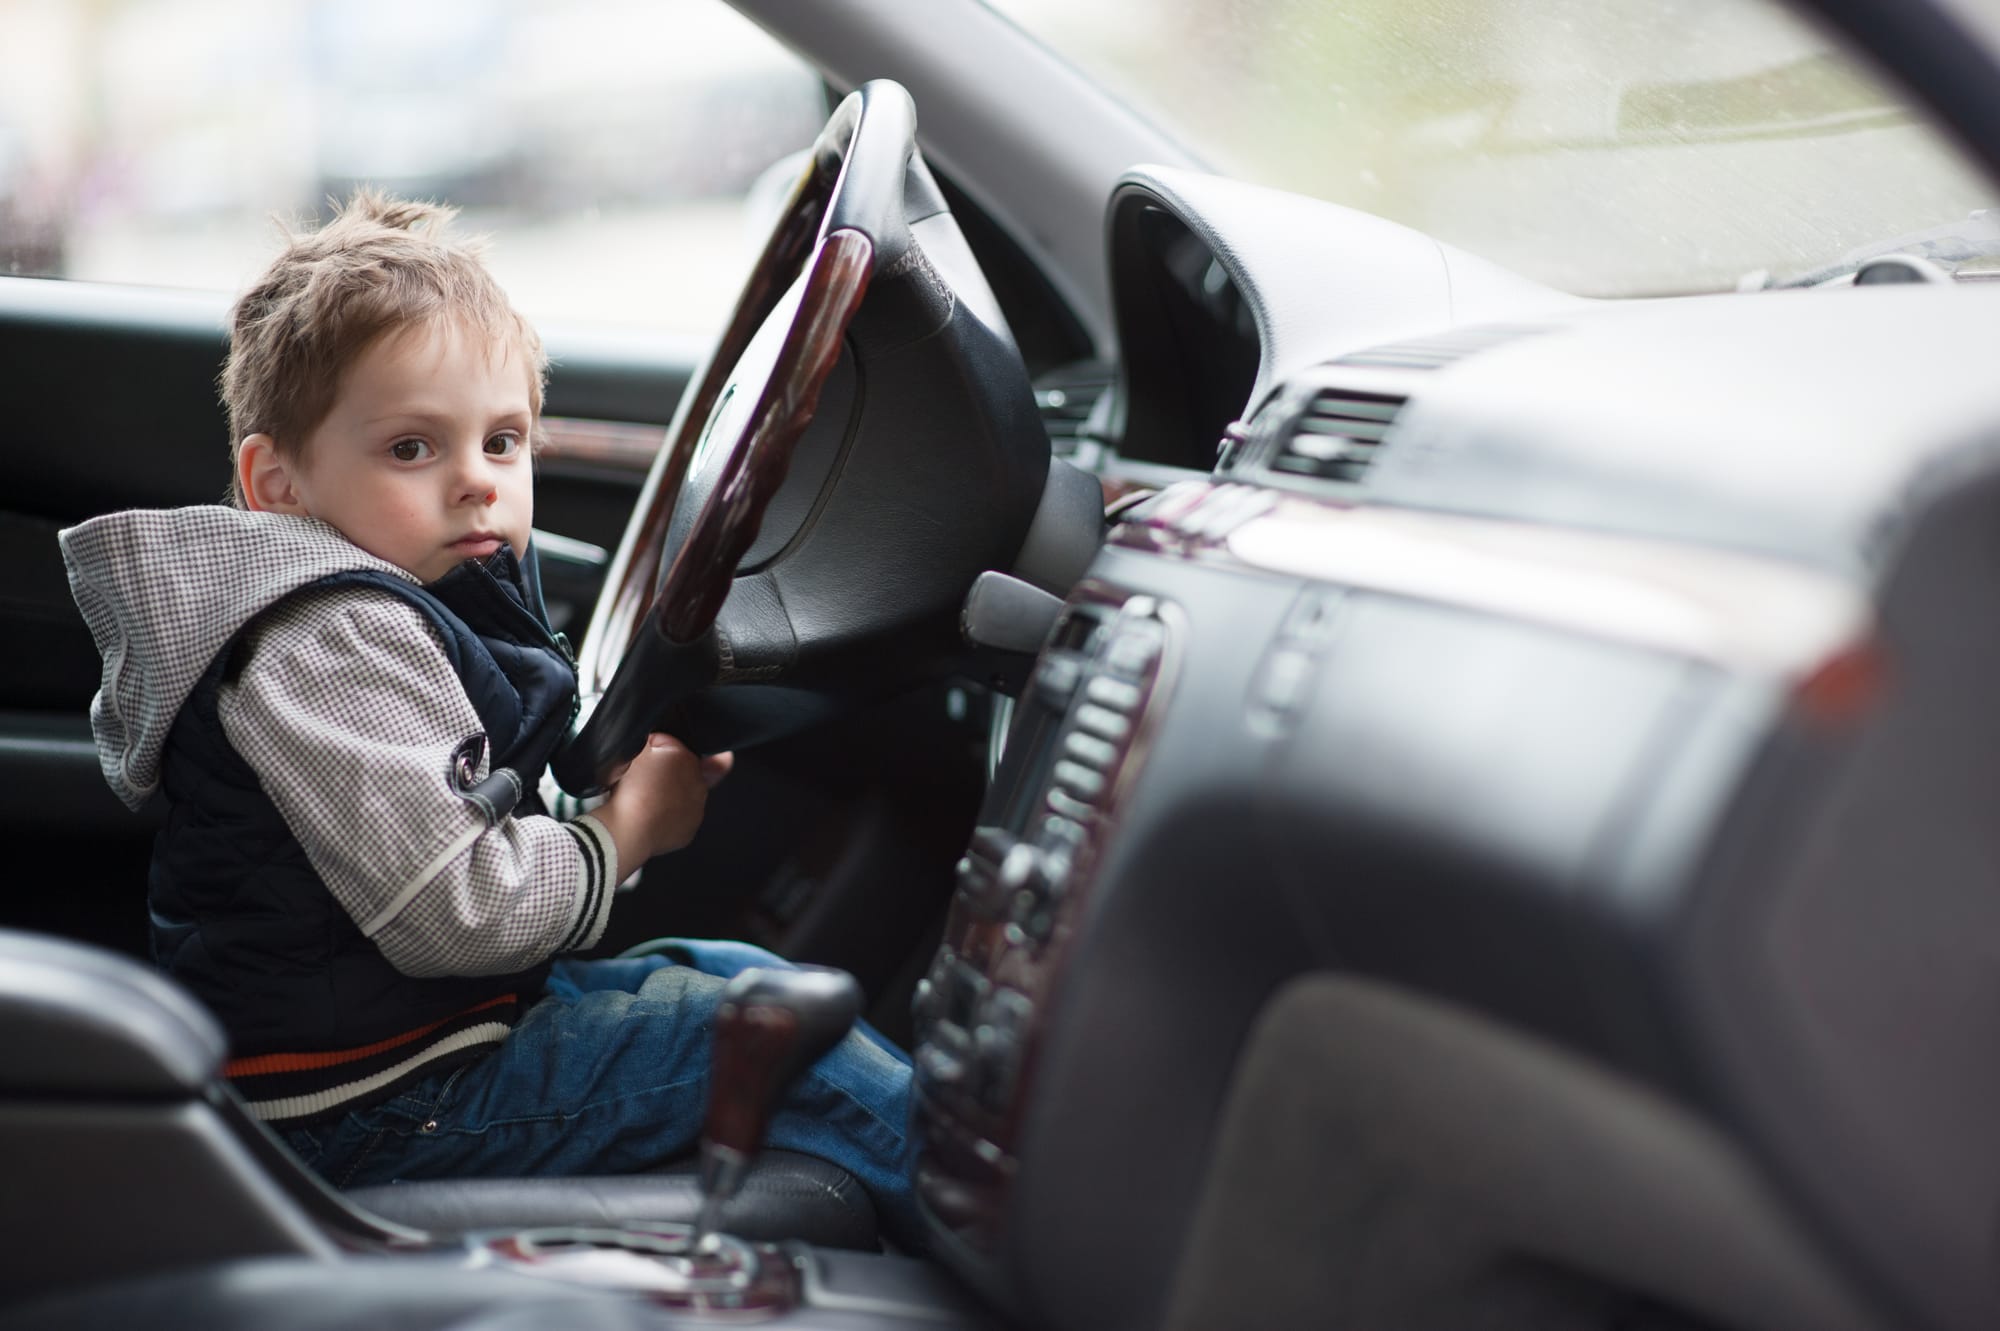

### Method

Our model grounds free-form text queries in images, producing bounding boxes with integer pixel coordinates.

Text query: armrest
[0,929,223,1098]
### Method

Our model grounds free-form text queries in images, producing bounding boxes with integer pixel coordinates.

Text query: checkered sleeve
[216,587,621,978]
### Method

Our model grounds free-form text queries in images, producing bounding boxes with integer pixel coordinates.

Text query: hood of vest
[58,505,547,812]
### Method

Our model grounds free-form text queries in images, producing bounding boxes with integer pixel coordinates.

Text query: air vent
[1332,323,1549,371]
[1034,362,1114,455]
[1244,323,1551,486]
[1268,388,1408,484]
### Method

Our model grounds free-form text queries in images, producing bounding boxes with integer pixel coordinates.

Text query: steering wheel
[551,81,1064,794]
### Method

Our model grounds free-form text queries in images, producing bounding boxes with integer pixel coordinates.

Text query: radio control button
[1046,787,1094,822]
[948,961,991,1024]
[1063,732,1118,768]
[918,1022,972,1090]
[1256,647,1316,715]
[973,989,1034,1112]
[1051,760,1106,800]
[1084,677,1142,711]
[914,951,958,1030]
[1039,815,1085,853]
[954,853,1009,919]
[998,843,1056,900]
[979,988,1033,1033]
[913,978,942,1029]
[1104,627,1162,675]
[969,826,1016,861]
[1010,891,1057,942]
[1072,703,1131,741]
[1034,654,1084,707]
[998,844,1062,943]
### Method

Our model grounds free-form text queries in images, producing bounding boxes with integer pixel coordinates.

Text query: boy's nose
[453,458,499,505]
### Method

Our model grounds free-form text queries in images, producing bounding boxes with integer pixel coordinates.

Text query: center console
[910,584,1176,1252]
[464,1223,978,1326]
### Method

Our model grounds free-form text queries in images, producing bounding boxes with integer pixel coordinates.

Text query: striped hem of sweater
[227,992,522,1124]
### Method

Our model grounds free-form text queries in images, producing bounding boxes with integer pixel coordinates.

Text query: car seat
[0,928,879,1306]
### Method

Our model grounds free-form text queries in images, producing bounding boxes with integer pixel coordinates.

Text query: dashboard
[911,165,2000,1331]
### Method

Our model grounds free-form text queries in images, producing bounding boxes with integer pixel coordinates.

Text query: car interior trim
[913,584,1182,1266]
[537,417,667,476]
[1211,495,1871,678]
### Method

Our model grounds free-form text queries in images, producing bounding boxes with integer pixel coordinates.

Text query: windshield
[987,0,1995,296]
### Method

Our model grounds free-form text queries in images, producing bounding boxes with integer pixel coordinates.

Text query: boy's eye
[389,438,433,462]
[485,432,522,457]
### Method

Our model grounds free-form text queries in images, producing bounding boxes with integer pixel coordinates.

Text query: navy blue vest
[148,546,578,1065]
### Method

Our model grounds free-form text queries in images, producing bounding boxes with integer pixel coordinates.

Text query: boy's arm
[217,587,622,978]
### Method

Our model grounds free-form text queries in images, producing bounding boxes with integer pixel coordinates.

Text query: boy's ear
[239,434,307,515]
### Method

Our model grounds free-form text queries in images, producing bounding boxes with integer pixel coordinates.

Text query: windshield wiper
[1770,209,2000,288]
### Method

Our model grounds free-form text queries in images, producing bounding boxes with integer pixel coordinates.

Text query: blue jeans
[279,939,919,1245]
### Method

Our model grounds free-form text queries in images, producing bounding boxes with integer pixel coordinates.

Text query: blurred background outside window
[8,0,1994,314]
[0,0,826,332]
[989,0,1994,295]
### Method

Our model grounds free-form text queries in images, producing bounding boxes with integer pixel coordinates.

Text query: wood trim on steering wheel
[578,155,845,692]
[655,229,874,644]
[556,81,983,794]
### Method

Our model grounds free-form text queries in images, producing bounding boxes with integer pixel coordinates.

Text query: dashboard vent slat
[1239,323,1553,488]
[1269,387,1408,484]
[1296,416,1391,441]
[1033,361,1115,455]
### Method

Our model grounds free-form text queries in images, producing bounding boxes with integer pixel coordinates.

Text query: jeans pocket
[411,1060,476,1135]
[315,1062,475,1188]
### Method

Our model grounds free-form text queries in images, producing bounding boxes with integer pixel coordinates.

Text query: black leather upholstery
[4,1257,653,1331]
[0,930,225,1096]
[0,928,882,1255]
[345,1149,879,1250]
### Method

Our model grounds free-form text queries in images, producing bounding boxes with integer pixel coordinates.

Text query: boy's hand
[591,734,734,875]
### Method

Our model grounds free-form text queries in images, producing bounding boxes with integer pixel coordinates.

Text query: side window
[0,0,827,334]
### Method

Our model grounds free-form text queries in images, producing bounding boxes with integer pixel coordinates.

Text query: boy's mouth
[450,532,503,556]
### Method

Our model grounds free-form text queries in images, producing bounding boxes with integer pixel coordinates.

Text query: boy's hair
[221,189,548,506]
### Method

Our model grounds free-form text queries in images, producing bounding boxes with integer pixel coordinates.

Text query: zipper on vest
[470,559,583,730]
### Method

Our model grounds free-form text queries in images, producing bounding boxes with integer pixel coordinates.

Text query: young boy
[58,191,917,1239]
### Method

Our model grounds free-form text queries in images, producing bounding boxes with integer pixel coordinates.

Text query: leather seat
[346,1149,877,1247]
[0,929,877,1305]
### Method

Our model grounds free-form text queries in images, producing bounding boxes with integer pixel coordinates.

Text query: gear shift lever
[695,966,863,1243]
[475,967,860,1314]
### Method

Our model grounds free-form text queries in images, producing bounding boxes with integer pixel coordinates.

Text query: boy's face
[246,318,536,583]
